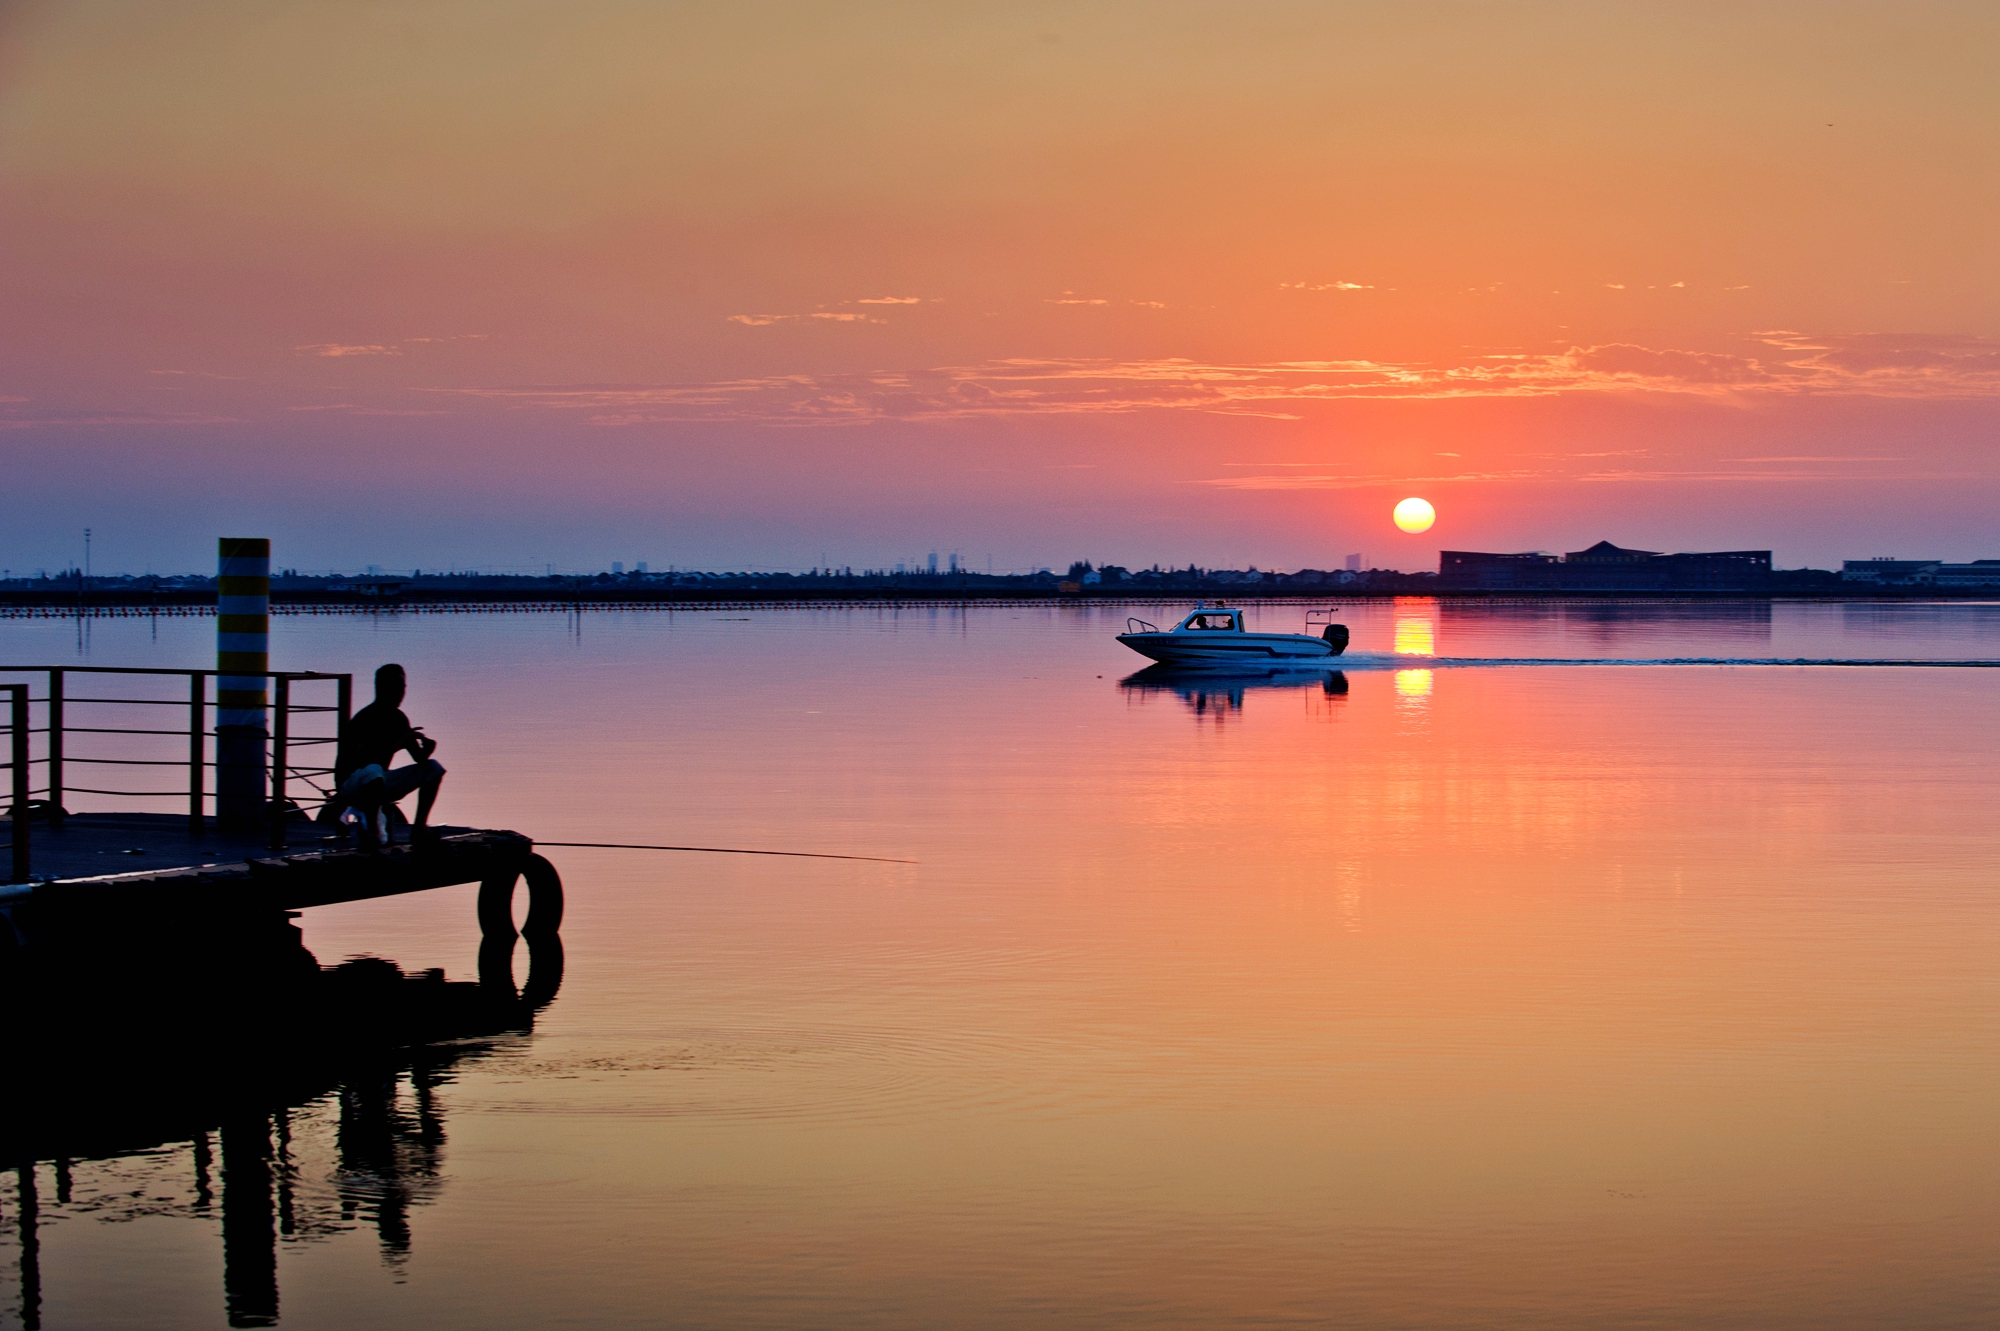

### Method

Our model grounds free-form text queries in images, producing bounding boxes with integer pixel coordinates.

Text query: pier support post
[216,539,269,834]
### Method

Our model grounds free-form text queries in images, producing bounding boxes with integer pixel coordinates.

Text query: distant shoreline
[2,587,1994,615]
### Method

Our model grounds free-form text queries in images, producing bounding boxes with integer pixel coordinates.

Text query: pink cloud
[1566,344,1778,385]
[415,332,2000,427]
[728,312,881,325]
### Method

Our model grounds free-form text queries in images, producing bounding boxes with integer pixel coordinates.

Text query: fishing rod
[535,841,915,865]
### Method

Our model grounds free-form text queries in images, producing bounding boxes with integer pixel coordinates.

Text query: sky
[2,0,1997,575]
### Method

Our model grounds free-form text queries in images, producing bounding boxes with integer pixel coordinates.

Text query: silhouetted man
[332,664,445,848]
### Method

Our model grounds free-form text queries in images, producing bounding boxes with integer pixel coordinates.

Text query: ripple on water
[460,1022,1091,1127]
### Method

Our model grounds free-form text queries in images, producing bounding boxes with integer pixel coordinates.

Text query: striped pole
[216,537,269,831]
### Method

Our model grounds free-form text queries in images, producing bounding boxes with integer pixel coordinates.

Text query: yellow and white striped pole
[216,537,269,831]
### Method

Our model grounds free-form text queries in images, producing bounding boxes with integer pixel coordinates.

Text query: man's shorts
[337,758,446,804]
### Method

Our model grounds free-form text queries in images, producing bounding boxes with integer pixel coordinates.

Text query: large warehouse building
[1439,542,1773,591]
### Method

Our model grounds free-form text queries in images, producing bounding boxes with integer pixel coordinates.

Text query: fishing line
[535,841,915,864]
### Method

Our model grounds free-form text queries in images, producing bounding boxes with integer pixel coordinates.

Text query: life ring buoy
[476,853,564,939]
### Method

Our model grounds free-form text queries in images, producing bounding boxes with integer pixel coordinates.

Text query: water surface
[6,600,1998,1329]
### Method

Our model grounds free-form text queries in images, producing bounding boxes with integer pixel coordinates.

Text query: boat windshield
[1183,613,1236,631]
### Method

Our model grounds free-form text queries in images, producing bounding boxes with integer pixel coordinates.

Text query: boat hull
[1116,632,1339,664]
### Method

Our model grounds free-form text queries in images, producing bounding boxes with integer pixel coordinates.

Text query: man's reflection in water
[337,1066,447,1271]
[2,931,561,1329]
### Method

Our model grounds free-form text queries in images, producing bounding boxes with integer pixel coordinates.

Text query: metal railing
[0,667,351,879]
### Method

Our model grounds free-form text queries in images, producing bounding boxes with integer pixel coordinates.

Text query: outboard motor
[1321,623,1350,655]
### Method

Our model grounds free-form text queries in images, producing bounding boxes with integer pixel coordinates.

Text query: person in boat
[329,663,445,848]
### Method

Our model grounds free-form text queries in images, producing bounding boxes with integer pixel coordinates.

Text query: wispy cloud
[296,343,400,357]
[294,335,482,354]
[1206,461,1970,491]
[1205,469,1544,490]
[0,410,237,430]
[855,296,924,305]
[285,403,450,416]
[1045,293,1110,305]
[1721,455,1905,463]
[728,311,881,326]
[416,332,2000,427]
[1280,281,1372,291]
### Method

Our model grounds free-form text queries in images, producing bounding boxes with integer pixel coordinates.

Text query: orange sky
[3,1,1997,573]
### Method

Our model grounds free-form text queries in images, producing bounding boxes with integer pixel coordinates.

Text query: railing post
[190,672,206,834]
[47,668,63,827]
[8,684,29,884]
[268,675,290,850]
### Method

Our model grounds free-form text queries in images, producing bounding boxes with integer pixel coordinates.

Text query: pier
[2,663,561,920]
[2,662,568,1326]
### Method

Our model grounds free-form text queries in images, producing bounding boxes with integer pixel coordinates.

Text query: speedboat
[1115,604,1349,664]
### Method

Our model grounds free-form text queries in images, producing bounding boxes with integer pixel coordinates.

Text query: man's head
[375,663,407,706]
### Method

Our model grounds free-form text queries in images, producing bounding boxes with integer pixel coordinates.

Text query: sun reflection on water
[1392,598,1436,657]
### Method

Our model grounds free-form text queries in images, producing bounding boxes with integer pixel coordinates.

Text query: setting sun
[1393,497,1436,534]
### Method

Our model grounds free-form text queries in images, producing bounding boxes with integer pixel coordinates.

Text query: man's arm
[402,715,438,763]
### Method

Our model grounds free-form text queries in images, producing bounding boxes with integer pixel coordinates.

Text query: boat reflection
[1119,663,1348,720]
[2,930,561,1329]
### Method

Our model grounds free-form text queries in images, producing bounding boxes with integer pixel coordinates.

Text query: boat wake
[1335,652,2000,670]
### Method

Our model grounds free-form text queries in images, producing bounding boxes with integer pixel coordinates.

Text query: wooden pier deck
[1,812,562,947]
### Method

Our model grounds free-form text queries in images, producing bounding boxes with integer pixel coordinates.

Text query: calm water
[6,600,2000,1329]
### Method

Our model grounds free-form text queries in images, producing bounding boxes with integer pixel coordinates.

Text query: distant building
[1344,554,1363,572]
[1438,550,1561,589]
[1841,558,2000,588]
[1440,541,1771,591]
[1840,558,1943,585]
[1931,561,2000,586]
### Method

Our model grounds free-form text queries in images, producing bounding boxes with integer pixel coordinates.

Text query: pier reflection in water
[2,930,561,1329]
